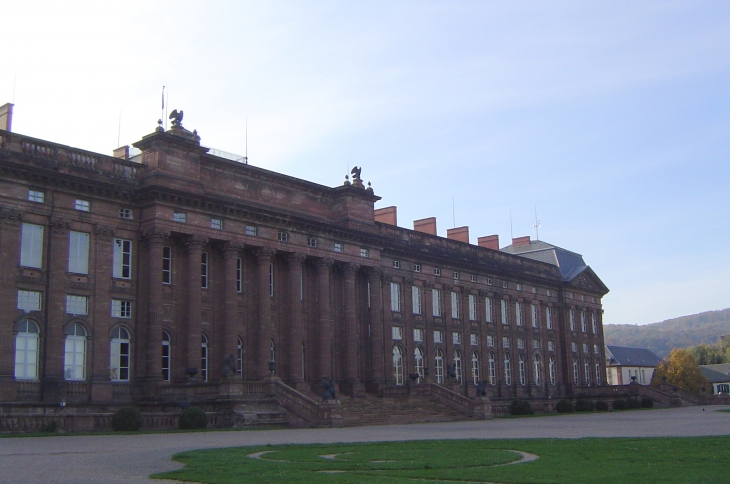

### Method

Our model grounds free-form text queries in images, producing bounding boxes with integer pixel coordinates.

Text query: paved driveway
[0,406,728,484]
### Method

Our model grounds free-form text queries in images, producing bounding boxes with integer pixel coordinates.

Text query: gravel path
[0,406,728,484]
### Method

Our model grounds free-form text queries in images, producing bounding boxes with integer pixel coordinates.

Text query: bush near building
[179,406,208,429]
[556,399,574,413]
[111,407,143,431]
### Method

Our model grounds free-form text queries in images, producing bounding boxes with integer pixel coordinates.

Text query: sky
[2,1,729,326]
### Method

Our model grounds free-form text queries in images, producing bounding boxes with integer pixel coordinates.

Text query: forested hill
[603,308,730,358]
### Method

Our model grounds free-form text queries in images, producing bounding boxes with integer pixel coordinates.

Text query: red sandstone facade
[0,111,608,418]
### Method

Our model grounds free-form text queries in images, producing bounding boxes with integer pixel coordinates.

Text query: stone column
[142,227,168,383]
[342,262,363,396]
[255,248,275,379]
[90,224,116,402]
[185,235,208,379]
[314,258,334,380]
[221,241,243,378]
[286,253,306,386]
[44,218,71,387]
[0,208,22,381]
[367,268,384,383]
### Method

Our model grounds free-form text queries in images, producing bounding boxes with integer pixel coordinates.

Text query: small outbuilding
[605,345,663,385]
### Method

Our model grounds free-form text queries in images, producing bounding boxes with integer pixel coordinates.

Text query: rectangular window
[162,246,172,284]
[278,232,289,242]
[533,339,540,349]
[201,252,209,289]
[502,281,508,289]
[572,342,577,353]
[581,312,587,332]
[334,242,344,253]
[66,295,88,315]
[593,344,600,355]
[515,302,523,326]
[20,223,44,268]
[307,237,317,248]
[211,218,223,230]
[485,297,493,323]
[468,294,477,321]
[502,337,510,349]
[582,343,589,353]
[413,263,421,272]
[432,289,442,317]
[570,309,576,331]
[236,258,242,293]
[592,313,597,333]
[433,330,443,344]
[68,231,89,274]
[501,299,508,325]
[113,239,132,279]
[517,338,525,349]
[581,294,585,302]
[487,335,494,347]
[451,292,460,319]
[516,283,522,291]
[392,326,403,340]
[569,292,574,299]
[390,282,401,312]
[532,286,537,294]
[412,285,422,314]
[546,307,553,330]
[531,304,538,328]
[173,212,186,222]
[28,190,45,203]
[269,262,274,297]
[434,268,441,276]
[245,225,257,236]
[547,289,552,296]
[487,278,493,286]
[548,340,555,351]
[74,199,90,211]
[392,260,400,269]
[413,328,424,342]
[453,271,459,280]
[111,299,132,318]
[470,275,477,283]
[17,290,41,311]
[119,208,133,219]
[299,266,303,301]
[470,334,478,346]
[452,332,461,345]
[360,248,369,258]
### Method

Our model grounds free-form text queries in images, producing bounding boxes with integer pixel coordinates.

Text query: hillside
[603,308,730,358]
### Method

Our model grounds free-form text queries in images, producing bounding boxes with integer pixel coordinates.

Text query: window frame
[112,238,132,279]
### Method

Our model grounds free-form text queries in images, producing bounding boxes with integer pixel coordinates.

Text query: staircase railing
[271,380,342,427]
[422,382,491,419]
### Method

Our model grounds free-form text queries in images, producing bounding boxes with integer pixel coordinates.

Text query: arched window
[549,356,556,385]
[435,348,444,384]
[572,356,579,385]
[110,327,130,381]
[201,334,209,382]
[471,351,480,384]
[15,320,39,380]
[519,354,526,385]
[534,354,541,386]
[454,349,462,383]
[504,353,512,385]
[414,347,424,380]
[237,337,243,378]
[64,323,87,381]
[584,357,591,386]
[488,351,496,385]
[393,346,404,385]
[595,359,601,385]
[162,331,171,382]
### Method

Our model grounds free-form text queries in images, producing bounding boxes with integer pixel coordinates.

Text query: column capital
[254,246,276,262]
[219,240,244,257]
[364,266,382,279]
[49,217,70,237]
[0,206,23,226]
[94,223,116,242]
[340,262,360,276]
[185,234,209,251]
[423,281,434,290]
[314,257,335,268]
[285,252,307,265]
[141,226,170,244]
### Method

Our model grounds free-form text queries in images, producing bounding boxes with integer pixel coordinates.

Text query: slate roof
[700,364,730,383]
[605,345,663,367]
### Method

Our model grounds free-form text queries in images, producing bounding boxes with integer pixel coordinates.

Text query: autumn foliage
[651,348,709,393]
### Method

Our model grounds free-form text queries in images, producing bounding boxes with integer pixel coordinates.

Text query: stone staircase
[339,393,469,427]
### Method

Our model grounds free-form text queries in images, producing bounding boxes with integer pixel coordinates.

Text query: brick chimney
[478,235,499,250]
[414,217,437,236]
[0,103,13,132]
[113,145,130,160]
[374,206,397,226]
[512,235,531,247]
[447,226,469,243]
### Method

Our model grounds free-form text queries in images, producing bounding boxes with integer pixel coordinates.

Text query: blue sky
[3,1,729,326]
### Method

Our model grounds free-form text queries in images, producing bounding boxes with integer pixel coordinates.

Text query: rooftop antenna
[244,116,248,164]
[509,210,514,241]
[452,196,456,228]
[533,206,541,240]
[161,86,165,129]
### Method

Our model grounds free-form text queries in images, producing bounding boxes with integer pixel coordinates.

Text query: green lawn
[153,436,730,483]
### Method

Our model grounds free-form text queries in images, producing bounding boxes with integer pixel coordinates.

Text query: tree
[651,348,709,394]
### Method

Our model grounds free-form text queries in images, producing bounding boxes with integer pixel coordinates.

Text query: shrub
[612,399,629,411]
[574,399,594,412]
[179,406,208,429]
[556,399,574,413]
[510,400,534,415]
[594,400,609,411]
[111,407,143,431]
[640,397,654,408]
[42,420,58,433]
[627,398,642,409]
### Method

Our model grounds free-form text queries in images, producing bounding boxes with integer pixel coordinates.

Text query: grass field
[153,436,730,483]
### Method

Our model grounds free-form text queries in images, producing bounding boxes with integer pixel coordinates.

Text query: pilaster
[184,234,208,380]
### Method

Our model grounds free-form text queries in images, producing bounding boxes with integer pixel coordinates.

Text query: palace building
[0,103,609,428]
